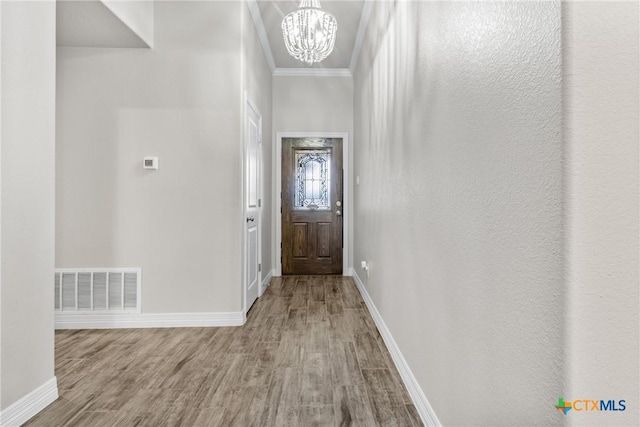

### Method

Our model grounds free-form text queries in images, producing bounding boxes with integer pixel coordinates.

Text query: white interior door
[244,99,261,313]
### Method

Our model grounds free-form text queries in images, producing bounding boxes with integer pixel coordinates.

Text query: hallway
[26,276,421,426]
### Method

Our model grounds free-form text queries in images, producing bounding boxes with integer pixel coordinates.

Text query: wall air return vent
[54,268,141,313]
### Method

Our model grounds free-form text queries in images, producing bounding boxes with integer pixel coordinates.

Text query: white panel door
[245,100,261,313]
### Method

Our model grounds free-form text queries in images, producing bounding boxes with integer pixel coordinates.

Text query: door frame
[243,93,262,318]
[275,132,350,276]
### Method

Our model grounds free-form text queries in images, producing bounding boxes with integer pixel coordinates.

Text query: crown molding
[246,0,276,73]
[273,68,352,77]
[349,0,374,74]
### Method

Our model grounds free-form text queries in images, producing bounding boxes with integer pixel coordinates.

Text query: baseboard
[0,377,58,427]
[55,311,244,329]
[260,269,275,295]
[351,272,442,427]
[344,267,355,277]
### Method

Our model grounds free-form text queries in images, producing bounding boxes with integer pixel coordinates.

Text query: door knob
[336,201,342,207]
[336,210,342,216]
[246,217,255,222]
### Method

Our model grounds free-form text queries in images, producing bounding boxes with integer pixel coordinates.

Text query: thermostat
[143,157,158,170]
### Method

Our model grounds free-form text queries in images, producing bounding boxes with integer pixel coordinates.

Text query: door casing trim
[275,132,350,276]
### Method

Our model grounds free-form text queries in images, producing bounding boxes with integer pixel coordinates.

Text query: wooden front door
[282,138,343,275]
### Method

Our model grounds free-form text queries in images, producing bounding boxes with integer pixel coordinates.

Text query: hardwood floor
[26,276,422,427]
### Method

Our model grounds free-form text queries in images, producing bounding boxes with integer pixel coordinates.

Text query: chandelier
[281,0,337,66]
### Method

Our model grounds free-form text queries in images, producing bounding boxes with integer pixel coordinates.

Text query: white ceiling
[249,0,370,75]
[57,0,369,75]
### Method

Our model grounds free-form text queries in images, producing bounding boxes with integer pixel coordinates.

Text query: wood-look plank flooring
[26,276,422,427]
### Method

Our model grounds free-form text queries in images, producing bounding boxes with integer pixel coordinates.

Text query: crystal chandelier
[281,0,337,66]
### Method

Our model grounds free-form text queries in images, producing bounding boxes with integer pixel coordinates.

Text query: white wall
[1,0,56,410]
[57,1,244,313]
[273,75,354,270]
[354,1,564,425]
[273,76,353,135]
[242,3,273,277]
[102,0,154,47]
[564,2,639,426]
[57,0,153,49]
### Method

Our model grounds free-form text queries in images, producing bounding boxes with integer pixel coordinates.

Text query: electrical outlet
[361,261,370,278]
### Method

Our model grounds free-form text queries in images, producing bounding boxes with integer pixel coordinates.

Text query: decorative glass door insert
[294,150,330,209]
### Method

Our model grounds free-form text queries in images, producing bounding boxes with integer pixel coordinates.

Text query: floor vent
[55,268,141,313]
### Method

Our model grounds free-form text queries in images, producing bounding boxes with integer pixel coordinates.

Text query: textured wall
[57,1,244,313]
[564,2,639,426]
[1,1,56,409]
[353,2,564,424]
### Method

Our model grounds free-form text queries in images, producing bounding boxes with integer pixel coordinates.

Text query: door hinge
[258,263,261,272]
[258,199,261,208]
